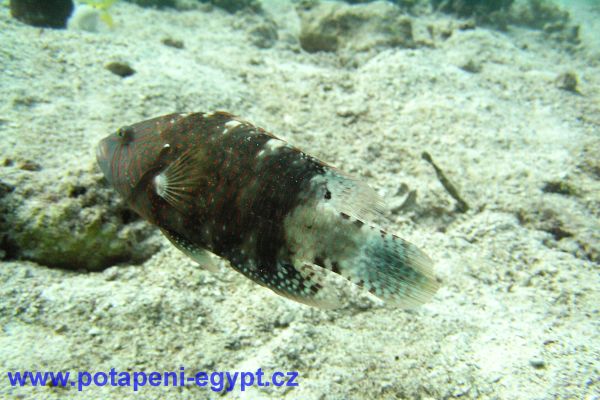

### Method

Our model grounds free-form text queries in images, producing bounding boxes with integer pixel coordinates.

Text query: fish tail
[339,226,439,308]
[285,170,439,308]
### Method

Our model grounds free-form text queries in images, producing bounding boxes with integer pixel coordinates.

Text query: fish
[96,111,439,308]
[77,0,118,27]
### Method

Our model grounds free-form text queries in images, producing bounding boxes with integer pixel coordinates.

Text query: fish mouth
[95,138,113,184]
[96,140,108,164]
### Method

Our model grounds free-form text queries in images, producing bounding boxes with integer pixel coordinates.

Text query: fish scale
[96,111,439,308]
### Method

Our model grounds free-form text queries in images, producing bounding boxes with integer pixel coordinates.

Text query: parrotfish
[96,112,439,308]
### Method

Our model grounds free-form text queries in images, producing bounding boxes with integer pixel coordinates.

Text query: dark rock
[161,37,185,49]
[298,1,414,53]
[510,0,568,30]
[542,180,577,196]
[0,173,161,271]
[460,59,482,73]
[200,0,262,13]
[546,225,573,241]
[233,12,278,48]
[247,18,278,48]
[342,0,424,12]
[517,208,572,241]
[68,185,87,198]
[124,0,261,12]
[0,181,15,197]
[123,0,178,8]
[105,62,136,78]
[510,0,580,45]
[432,0,514,18]
[390,189,417,214]
[578,145,600,180]
[555,72,579,93]
[529,358,546,369]
[10,0,74,29]
[432,0,513,28]
[19,160,42,171]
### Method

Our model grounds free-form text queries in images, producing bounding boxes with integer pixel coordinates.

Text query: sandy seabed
[0,1,598,399]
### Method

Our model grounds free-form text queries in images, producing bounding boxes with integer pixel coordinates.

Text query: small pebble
[0,180,15,196]
[68,185,87,198]
[556,71,579,93]
[19,160,42,171]
[88,327,102,336]
[460,59,482,73]
[161,37,184,49]
[103,266,120,281]
[106,62,136,78]
[542,180,576,196]
[529,358,546,369]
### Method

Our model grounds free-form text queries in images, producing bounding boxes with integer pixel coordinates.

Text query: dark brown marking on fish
[331,261,341,275]
[310,282,323,293]
[314,256,325,267]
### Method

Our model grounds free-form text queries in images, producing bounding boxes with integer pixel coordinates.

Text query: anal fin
[231,259,344,309]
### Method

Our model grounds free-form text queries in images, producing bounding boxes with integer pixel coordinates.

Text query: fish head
[96,113,188,214]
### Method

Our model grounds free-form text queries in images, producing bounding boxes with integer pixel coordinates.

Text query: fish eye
[116,126,134,143]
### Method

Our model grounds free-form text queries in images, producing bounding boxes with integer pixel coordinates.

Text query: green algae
[0,173,159,271]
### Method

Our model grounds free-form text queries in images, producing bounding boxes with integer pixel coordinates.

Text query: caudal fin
[340,227,439,308]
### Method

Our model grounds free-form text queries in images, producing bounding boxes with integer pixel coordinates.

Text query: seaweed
[422,151,469,213]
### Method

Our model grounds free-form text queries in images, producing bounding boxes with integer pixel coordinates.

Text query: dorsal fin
[324,170,388,226]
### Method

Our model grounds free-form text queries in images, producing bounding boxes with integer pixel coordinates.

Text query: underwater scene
[0,0,598,398]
